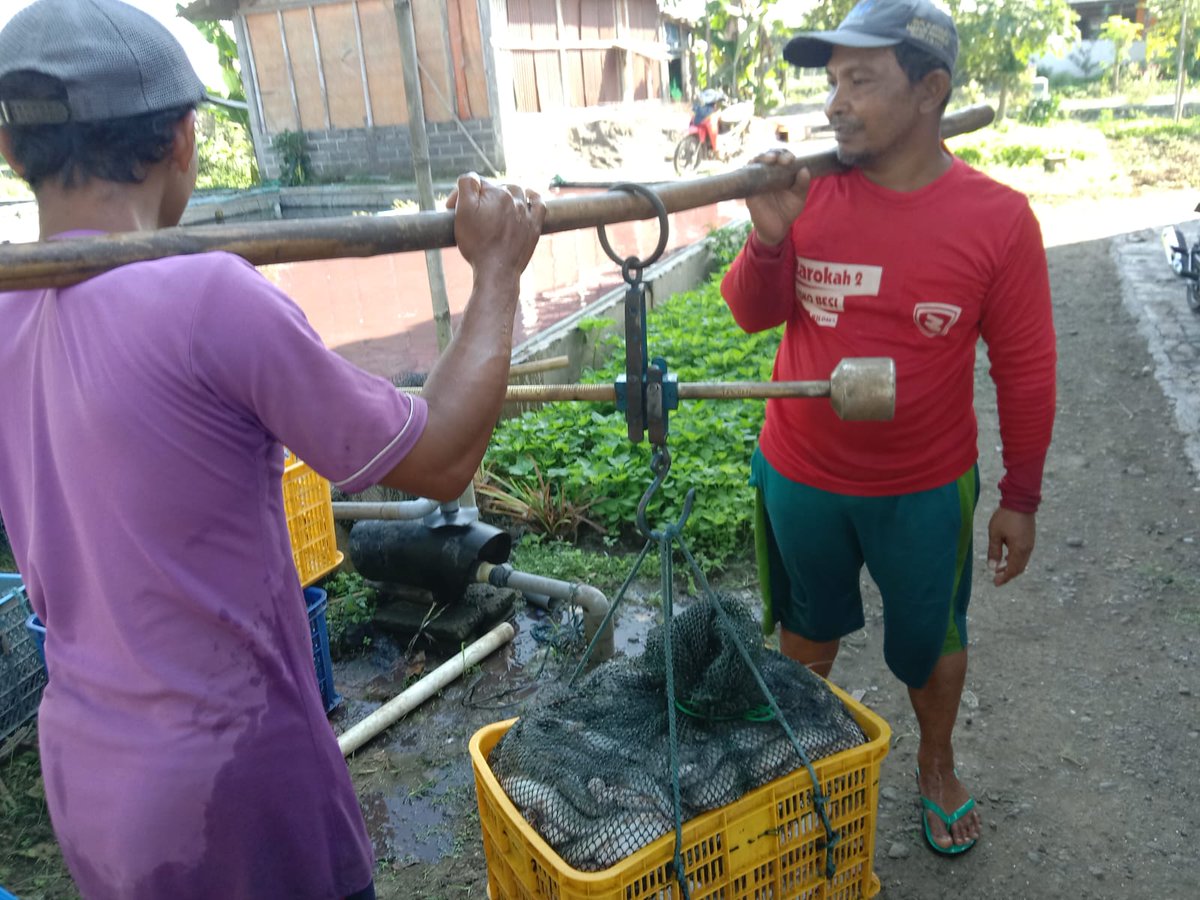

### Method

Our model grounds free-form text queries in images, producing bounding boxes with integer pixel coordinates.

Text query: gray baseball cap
[0,0,209,126]
[784,0,958,73]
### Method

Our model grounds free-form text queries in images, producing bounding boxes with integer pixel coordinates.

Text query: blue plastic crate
[1,573,47,744]
[26,613,46,676]
[305,587,342,714]
[7,580,339,719]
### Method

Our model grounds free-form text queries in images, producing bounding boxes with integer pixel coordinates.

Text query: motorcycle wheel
[1190,251,1200,314]
[673,135,704,176]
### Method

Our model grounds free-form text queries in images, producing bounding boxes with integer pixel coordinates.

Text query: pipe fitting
[478,563,614,663]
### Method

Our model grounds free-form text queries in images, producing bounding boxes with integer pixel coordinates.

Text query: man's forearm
[721,230,795,333]
[380,275,520,498]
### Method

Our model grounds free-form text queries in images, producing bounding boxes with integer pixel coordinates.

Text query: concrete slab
[372,582,519,647]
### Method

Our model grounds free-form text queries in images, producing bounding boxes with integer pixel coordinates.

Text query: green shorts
[751,447,980,689]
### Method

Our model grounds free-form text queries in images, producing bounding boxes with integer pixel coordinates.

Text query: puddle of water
[357,756,471,865]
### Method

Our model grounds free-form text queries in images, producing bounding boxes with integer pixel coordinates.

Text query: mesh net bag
[488,592,866,872]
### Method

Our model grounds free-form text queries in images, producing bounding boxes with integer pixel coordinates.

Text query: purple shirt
[0,241,427,898]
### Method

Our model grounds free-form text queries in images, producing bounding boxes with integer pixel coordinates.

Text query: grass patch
[508,534,638,595]
[0,729,77,899]
[1099,118,1200,190]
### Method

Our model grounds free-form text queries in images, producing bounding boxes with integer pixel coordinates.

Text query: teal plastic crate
[1,573,47,744]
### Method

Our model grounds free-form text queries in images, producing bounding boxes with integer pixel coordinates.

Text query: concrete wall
[508,231,727,384]
[259,118,503,182]
[1035,39,1147,79]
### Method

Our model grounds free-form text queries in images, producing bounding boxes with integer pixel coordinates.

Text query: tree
[181,11,258,188]
[799,0,858,33]
[1145,0,1200,120]
[1099,15,1144,94]
[699,0,787,112]
[948,0,1079,121]
[182,12,250,132]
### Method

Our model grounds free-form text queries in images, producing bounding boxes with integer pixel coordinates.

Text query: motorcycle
[1160,206,1200,314]
[673,89,755,176]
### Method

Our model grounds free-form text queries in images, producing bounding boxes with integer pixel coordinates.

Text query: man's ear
[0,128,26,178]
[170,110,197,172]
[918,69,951,114]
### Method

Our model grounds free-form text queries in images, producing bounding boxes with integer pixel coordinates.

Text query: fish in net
[488,592,867,871]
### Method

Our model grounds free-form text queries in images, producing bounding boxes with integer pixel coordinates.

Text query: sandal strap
[920,794,976,828]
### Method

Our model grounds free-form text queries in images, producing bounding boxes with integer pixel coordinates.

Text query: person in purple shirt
[0,1,545,898]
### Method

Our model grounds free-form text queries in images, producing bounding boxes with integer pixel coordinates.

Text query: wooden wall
[500,0,665,113]
[240,0,491,135]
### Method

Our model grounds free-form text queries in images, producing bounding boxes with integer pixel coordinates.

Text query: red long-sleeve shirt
[722,158,1056,512]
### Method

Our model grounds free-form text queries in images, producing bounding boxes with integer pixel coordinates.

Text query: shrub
[707,220,751,268]
[476,460,604,541]
[320,570,377,655]
[1020,95,1061,126]
[953,146,985,166]
[992,144,1044,167]
[0,516,13,572]
[271,130,312,187]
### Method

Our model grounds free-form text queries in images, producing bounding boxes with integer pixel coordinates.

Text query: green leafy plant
[321,570,377,655]
[508,534,636,591]
[706,220,752,269]
[484,267,780,568]
[271,130,312,187]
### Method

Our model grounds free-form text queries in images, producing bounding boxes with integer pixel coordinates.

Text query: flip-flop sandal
[916,768,978,856]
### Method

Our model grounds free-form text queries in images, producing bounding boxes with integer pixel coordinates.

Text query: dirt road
[834,214,1200,899]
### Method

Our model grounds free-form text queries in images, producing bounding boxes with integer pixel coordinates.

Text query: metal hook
[635,447,695,540]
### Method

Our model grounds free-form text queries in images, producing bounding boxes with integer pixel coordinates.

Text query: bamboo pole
[404,380,837,402]
[394,0,453,354]
[0,105,994,291]
[404,356,897,421]
[507,354,570,377]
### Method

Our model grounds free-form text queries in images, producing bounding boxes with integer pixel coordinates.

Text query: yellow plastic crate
[282,452,343,588]
[470,683,891,900]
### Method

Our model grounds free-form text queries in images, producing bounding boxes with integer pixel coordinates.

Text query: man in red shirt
[721,0,1056,856]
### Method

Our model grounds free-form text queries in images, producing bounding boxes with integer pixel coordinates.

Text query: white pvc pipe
[337,620,515,757]
[331,499,440,520]
[477,563,614,663]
